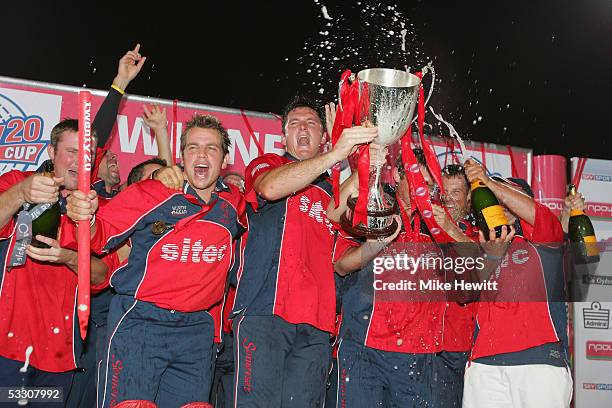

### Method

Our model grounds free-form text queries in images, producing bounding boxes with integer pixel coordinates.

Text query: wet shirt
[233,153,338,333]
[61,178,247,313]
[337,215,480,354]
[471,202,568,366]
[0,170,117,372]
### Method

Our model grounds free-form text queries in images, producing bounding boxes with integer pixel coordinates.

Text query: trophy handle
[410,63,436,125]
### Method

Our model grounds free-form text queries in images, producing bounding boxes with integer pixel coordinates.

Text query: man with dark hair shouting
[232,96,376,407]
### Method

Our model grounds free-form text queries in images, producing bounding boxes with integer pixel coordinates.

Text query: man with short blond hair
[66,114,245,407]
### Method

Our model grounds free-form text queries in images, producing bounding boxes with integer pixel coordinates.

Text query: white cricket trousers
[463,362,573,408]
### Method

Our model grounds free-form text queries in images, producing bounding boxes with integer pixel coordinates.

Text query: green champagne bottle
[30,163,61,249]
[568,184,599,264]
[470,180,509,239]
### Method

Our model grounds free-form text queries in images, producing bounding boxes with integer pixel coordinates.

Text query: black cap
[491,176,534,198]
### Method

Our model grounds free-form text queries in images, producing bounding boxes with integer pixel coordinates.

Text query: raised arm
[560,190,586,234]
[255,126,377,201]
[142,104,173,166]
[94,44,146,148]
[464,159,536,226]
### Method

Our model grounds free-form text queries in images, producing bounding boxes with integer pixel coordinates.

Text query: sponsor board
[582,383,612,391]
[583,302,610,330]
[586,341,612,361]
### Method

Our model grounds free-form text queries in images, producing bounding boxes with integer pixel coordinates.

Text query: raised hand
[331,126,378,161]
[325,102,337,137]
[114,44,147,90]
[464,159,490,186]
[564,191,586,212]
[431,203,455,232]
[142,104,168,132]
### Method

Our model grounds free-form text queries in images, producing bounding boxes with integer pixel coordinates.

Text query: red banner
[0,77,283,182]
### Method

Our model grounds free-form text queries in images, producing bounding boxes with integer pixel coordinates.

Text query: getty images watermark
[366,240,612,303]
[372,251,498,292]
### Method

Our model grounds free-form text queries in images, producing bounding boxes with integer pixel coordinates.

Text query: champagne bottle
[30,162,61,249]
[470,180,509,239]
[567,184,599,264]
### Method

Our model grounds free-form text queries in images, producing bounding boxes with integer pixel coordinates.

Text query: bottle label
[570,209,585,217]
[583,235,600,257]
[9,210,33,267]
[481,205,508,229]
[29,202,54,221]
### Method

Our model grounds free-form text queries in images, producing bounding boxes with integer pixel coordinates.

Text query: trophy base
[340,197,398,239]
[340,214,399,239]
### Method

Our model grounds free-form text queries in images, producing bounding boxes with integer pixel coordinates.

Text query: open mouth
[194,164,209,177]
[297,135,310,147]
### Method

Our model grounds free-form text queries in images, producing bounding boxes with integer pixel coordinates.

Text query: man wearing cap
[462,160,572,408]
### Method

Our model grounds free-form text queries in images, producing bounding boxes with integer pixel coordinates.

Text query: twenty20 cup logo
[0,93,46,173]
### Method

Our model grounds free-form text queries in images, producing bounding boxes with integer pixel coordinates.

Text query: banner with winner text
[1,75,531,184]
[0,76,283,181]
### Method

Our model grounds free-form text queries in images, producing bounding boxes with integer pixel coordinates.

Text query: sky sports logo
[583,383,612,391]
[586,341,612,361]
[582,173,612,183]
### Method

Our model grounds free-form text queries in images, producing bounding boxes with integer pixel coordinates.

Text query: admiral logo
[586,341,612,361]
[171,205,188,216]
[583,302,610,330]
[0,94,46,166]
[160,238,227,263]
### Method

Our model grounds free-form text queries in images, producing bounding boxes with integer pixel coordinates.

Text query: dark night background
[1,0,611,160]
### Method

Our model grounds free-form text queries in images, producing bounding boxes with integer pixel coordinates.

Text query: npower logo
[586,341,612,361]
[0,93,46,166]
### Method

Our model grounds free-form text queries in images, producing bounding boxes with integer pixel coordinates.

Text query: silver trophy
[340,68,421,238]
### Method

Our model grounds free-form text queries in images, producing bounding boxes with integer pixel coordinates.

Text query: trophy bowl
[341,68,421,239]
